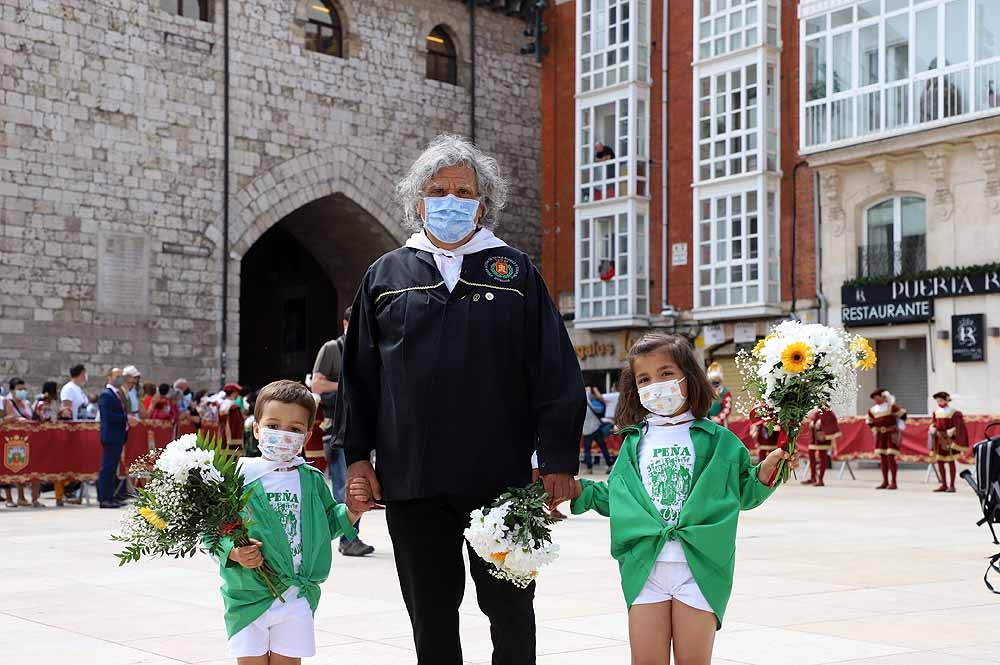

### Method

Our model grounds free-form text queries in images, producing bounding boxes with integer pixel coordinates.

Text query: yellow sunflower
[139,507,168,531]
[852,337,877,370]
[780,341,815,374]
[752,333,777,357]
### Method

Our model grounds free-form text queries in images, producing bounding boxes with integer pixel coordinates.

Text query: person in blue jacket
[97,367,130,508]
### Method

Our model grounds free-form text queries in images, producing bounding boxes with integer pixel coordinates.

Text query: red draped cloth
[0,420,199,484]
[596,416,999,463]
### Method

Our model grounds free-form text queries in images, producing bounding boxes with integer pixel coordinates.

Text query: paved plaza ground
[3,464,1000,664]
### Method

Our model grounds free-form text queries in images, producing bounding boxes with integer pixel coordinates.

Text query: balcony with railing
[801,0,1000,152]
[857,237,927,279]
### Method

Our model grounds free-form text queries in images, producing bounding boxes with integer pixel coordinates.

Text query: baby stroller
[959,422,1000,593]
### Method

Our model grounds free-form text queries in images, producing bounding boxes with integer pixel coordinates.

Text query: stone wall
[0,0,541,390]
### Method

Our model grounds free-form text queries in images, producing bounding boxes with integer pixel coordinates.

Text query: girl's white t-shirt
[637,413,696,562]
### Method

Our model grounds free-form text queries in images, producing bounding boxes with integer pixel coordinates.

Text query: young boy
[219,379,370,665]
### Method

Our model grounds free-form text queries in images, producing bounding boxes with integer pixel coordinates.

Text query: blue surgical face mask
[14,389,27,401]
[423,194,480,244]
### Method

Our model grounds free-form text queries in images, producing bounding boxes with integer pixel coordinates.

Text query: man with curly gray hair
[335,134,585,665]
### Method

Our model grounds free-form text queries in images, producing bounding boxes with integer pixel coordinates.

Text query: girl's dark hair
[158,383,170,396]
[42,381,58,397]
[614,333,717,428]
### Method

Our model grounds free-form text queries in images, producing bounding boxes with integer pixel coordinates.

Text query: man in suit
[98,367,130,508]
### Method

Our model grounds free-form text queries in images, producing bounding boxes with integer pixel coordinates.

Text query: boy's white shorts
[227,586,316,658]
[632,561,714,614]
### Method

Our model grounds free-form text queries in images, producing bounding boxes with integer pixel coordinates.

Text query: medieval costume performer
[707,362,733,428]
[929,391,968,493]
[803,408,840,487]
[866,389,906,490]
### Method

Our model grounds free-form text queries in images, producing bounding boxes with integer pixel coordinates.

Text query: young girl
[572,334,788,665]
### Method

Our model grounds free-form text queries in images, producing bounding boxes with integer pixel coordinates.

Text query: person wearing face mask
[97,367,129,509]
[571,334,789,665]
[219,380,367,663]
[2,377,44,508]
[337,135,585,665]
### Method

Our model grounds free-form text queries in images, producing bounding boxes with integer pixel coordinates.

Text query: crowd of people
[0,363,255,508]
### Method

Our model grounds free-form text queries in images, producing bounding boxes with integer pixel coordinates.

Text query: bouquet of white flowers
[464,483,560,588]
[736,320,877,486]
[112,432,284,600]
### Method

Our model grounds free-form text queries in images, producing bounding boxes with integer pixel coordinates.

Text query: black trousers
[386,495,536,665]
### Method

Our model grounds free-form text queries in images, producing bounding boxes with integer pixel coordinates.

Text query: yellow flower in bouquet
[780,341,815,374]
[138,507,167,531]
[851,337,877,370]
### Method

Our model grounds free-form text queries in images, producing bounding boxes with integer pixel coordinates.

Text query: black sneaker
[99,501,124,509]
[339,539,375,557]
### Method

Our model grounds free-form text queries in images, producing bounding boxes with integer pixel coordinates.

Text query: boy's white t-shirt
[260,469,303,572]
[637,413,696,562]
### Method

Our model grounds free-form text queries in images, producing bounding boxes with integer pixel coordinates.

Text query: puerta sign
[951,314,986,362]
[841,268,1000,326]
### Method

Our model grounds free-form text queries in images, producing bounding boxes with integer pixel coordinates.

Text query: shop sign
[733,322,757,343]
[841,299,934,326]
[571,330,647,369]
[952,314,986,363]
[702,325,725,346]
[842,268,1000,307]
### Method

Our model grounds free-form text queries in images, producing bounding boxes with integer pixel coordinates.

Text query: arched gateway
[226,148,404,387]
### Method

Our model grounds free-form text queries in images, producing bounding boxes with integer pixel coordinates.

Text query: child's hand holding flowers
[757,448,791,484]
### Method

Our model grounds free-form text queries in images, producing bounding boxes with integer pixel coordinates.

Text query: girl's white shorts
[633,561,714,613]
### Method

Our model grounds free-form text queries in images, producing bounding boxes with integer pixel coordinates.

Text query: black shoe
[339,539,375,557]
[99,501,124,509]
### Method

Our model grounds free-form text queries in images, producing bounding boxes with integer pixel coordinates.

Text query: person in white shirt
[60,364,89,420]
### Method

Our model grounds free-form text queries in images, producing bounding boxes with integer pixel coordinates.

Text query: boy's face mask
[257,427,305,462]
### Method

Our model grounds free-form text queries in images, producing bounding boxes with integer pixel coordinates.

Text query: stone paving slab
[3,465,998,664]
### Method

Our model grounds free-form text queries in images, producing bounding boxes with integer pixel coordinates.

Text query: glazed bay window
[578,94,649,203]
[694,184,780,311]
[696,0,779,61]
[802,0,1000,151]
[578,0,650,93]
[696,58,778,182]
[576,208,649,324]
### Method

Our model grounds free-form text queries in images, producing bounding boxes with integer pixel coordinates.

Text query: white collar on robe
[404,228,508,291]
[238,455,306,485]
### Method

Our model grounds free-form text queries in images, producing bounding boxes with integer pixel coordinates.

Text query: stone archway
[225,147,404,384]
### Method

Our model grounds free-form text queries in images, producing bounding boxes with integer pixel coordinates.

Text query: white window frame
[800,0,1000,152]
[695,0,780,64]
[577,0,652,95]
[861,194,928,277]
[574,200,650,328]
[691,176,783,320]
[576,87,651,206]
[692,50,781,185]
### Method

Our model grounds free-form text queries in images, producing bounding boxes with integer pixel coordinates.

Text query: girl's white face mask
[257,427,305,462]
[638,377,687,417]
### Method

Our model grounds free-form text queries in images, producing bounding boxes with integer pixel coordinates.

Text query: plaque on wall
[951,314,985,363]
[97,232,150,315]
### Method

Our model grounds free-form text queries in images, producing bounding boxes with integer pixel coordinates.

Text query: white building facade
[800,0,1000,416]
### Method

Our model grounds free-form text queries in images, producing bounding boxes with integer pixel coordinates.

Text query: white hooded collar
[404,229,508,291]
[237,455,306,485]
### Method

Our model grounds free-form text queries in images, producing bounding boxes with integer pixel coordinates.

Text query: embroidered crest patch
[485,256,519,282]
[4,435,29,473]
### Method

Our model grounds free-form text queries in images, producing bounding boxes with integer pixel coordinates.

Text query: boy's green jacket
[214,464,357,638]
[571,418,779,629]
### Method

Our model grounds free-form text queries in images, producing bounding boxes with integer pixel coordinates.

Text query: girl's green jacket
[215,464,357,638]
[571,418,779,629]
